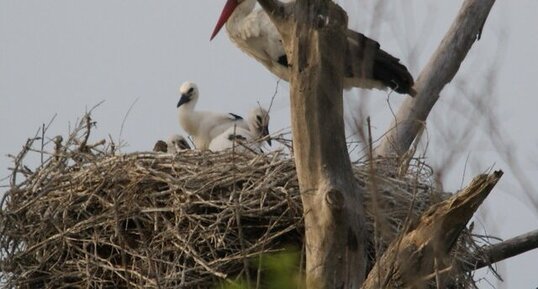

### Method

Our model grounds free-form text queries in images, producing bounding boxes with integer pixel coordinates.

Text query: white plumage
[176,81,249,150]
[210,0,415,95]
[209,106,271,153]
[211,0,288,83]
[166,134,191,153]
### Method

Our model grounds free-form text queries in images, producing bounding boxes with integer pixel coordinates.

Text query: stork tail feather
[373,50,415,96]
[346,30,415,96]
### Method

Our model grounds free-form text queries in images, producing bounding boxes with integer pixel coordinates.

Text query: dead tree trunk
[257,0,367,288]
[289,3,367,289]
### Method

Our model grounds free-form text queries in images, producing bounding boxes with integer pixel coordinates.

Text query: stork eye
[256,115,262,123]
[188,87,194,94]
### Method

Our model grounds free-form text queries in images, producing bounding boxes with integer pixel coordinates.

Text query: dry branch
[361,170,503,289]
[464,228,538,272]
[377,0,496,157]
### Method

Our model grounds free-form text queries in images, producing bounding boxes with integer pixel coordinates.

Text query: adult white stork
[177,81,249,150]
[209,106,271,153]
[210,0,415,95]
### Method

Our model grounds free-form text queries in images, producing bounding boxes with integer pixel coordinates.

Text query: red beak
[210,0,239,40]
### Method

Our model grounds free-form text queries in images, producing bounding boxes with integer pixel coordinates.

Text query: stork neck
[178,109,200,136]
[246,116,259,137]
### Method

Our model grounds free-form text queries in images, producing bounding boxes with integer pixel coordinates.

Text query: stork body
[211,0,415,95]
[177,81,249,150]
[223,1,289,84]
[209,106,271,153]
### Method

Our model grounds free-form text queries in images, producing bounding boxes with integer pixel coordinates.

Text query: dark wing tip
[346,30,415,96]
[228,113,244,120]
[373,51,415,96]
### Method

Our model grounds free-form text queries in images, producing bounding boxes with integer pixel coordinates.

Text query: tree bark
[258,1,368,288]
[376,0,496,157]
[361,171,503,289]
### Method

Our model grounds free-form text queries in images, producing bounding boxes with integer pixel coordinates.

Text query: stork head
[177,81,199,108]
[210,0,249,40]
[168,134,191,151]
[248,106,271,146]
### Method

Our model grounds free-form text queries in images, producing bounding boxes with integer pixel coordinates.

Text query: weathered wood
[361,171,503,289]
[377,0,496,157]
[290,3,367,289]
[258,0,368,288]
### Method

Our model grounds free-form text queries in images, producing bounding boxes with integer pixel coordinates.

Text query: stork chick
[209,106,271,153]
[167,134,191,153]
[177,81,249,150]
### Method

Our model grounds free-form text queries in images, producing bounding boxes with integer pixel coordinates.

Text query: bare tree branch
[465,229,538,272]
[361,171,503,289]
[419,229,538,282]
[377,0,496,157]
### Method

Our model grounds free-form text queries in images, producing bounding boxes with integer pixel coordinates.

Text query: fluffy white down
[166,134,190,154]
[208,125,260,153]
[209,106,270,153]
[176,81,248,150]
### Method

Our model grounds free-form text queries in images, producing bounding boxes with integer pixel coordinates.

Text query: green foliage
[218,249,304,289]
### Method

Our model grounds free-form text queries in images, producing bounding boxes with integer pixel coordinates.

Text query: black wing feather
[228,113,244,120]
[346,30,415,95]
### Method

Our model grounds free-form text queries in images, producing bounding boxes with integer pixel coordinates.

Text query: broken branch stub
[362,171,503,289]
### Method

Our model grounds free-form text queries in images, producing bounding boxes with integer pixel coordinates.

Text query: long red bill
[210,0,239,40]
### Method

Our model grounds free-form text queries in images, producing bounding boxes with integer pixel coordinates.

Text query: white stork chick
[177,81,249,150]
[210,0,415,95]
[209,107,271,153]
[167,134,191,153]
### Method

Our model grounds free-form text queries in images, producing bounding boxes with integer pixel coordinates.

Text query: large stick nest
[0,115,490,288]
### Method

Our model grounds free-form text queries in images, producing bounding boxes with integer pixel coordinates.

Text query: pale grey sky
[1,0,537,288]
